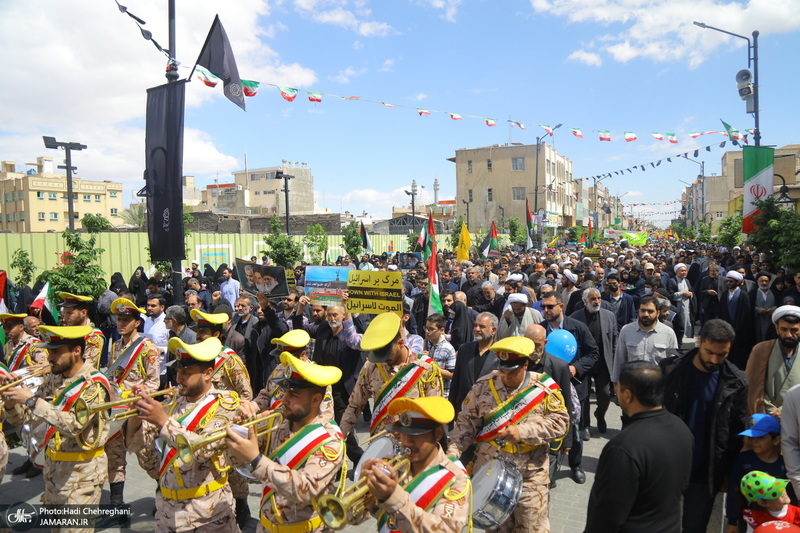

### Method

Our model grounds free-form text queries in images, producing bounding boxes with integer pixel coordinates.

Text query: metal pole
[166,0,182,306]
[534,138,541,214]
[284,173,290,235]
[411,194,415,235]
[752,30,760,146]
[64,147,75,231]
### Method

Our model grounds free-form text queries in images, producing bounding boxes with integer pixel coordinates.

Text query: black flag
[145,80,186,261]
[195,15,245,111]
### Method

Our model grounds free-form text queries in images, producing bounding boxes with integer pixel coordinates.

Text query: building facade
[232,162,315,215]
[0,157,124,232]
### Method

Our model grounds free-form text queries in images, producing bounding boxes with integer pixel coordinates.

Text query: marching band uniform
[128,336,240,532]
[448,337,569,533]
[340,313,443,438]
[2,313,47,370]
[3,325,112,533]
[59,292,106,369]
[0,361,11,480]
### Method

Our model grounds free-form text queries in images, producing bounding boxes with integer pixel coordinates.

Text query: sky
[2,0,799,228]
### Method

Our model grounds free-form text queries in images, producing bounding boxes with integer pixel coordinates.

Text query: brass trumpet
[73,387,181,427]
[175,411,283,466]
[315,455,411,530]
[0,365,51,393]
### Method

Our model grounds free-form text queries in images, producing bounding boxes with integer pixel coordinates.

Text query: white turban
[773,305,800,324]
[508,293,528,305]
[726,270,744,281]
[564,270,578,284]
[674,263,687,272]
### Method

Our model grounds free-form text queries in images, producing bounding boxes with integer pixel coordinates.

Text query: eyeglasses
[541,304,558,309]
[283,297,295,301]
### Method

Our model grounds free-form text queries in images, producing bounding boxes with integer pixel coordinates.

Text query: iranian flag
[689,131,704,139]
[479,221,499,258]
[485,118,496,127]
[509,121,525,130]
[624,132,637,142]
[667,133,678,144]
[417,109,430,116]
[426,217,443,316]
[449,113,462,120]
[241,80,260,97]
[307,92,322,102]
[742,146,774,234]
[196,68,219,87]
[31,281,59,326]
[360,220,373,252]
[381,102,396,108]
[342,96,360,100]
[525,198,534,250]
[278,87,298,101]
[598,130,611,141]
[570,128,584,138]
[651,132,664,141]
[721,119,741,145]
[540,125,555,136]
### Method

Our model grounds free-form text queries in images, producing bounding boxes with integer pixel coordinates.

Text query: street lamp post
[43,136,87,231]
[404,180,422,234]
[534,124,563,215]
[275,170,294,234]
[693,21,760,146]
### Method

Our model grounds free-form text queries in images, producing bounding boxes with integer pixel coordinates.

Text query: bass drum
[471,458,523,530]
[353,435,401,482]
[19,421,48,469]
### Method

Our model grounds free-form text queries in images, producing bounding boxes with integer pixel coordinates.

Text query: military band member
[3,325,112,533]
[2,312,47,370]
[0,361,11,480]
[447,336,570,533]
[191,309,253,401]
[226,352,345,533]
[340,312,443,439]
[128,336,240,532]
[357,396,470,533]
[106,297,160,507]
[58,292,105,369]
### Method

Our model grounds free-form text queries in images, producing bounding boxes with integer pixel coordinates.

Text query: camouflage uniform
[129,388,240,533]
[249,412,344,533]
[4,334,47,369]
[252,364,335,420]
[447,371,569,533]
[84,327,106,369]
[5,361,111,533]
[106,334,160,484]
[340,356,442,437]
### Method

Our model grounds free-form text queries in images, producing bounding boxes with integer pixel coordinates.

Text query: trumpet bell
[314,495,349,531]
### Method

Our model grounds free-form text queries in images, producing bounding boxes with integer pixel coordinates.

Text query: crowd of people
[2,240,800,533]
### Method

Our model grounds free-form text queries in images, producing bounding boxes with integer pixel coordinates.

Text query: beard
[585,303,600,314]
[780,336,800,351]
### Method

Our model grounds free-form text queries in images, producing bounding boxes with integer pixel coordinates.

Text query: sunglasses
[542,304,558,309]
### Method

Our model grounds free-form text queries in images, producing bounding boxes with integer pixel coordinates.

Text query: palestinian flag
[479,221,499,258]
[417,212,434,260]
[721,119,741,146]
[307,92,323,103]
[278,87,298,102]
[242,80,260,97]
[485,118,496,127]
[598,130,611,141]
[624,132,637,142]
[417,109,430,116]
[423,215,442,316]
[456,222,471,262]
[0,271,9,315]
[31,281,59,326]
[540,125,555,136]
[667,133,678,144]
[360,220,372,252]
[196,68,219,87]
[525,198,534,250]
[651,132,664,141]
[742,146,774,234]
[570,128,584,138]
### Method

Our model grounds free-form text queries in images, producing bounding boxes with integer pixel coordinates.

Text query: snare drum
[353,435,401,481]
[471,458,522,529]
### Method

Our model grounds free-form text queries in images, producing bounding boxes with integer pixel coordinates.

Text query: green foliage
[10,249,36,287]
[342,221,362,260]
[506,218,527,245]
[406,231,421,252]
[119,204,146,228]
[696,222,712,244]
[683,226,697,240]
[38,230,106,298]
[303,224,328,265]
[81,214,113,233]
[748,198,800,269]
[566,225,588,243]
[448,216,464,250]
[263,216,302,267]
[717,214,743,251]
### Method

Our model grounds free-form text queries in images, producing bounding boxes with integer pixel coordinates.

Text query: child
[727,414,796,533]
[741,471,800,528]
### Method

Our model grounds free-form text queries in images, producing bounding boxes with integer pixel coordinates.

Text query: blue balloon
[546,329,578,363]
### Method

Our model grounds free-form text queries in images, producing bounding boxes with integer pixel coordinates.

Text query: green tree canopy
[342,221,362,260]
[263,216,302,267]
[303,224,328,265]
[507,217,527,245]
[717,214,743,251]
[38,230,107,298]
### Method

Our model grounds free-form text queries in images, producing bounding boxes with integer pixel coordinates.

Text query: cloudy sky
[2,0,799,226]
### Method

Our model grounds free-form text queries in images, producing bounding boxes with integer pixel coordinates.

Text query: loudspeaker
[735,69,752,85]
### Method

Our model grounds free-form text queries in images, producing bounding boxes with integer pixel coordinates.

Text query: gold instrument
[0,365,51,394]
[358,429,390,447]
[175,411,283,466]
[73,387,180,428]
[314,454,411,530]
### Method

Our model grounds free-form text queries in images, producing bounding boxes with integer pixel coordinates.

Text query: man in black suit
[448,312,499,415]
[718,270,755,369]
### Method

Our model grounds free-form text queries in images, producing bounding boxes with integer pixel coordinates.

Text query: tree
[81,213,113,233]
[119,204,146,228]
[566,225,588,243]
[342,221,362,260]
[262,216,302,267]
[748,198,800,269]
[406,232,421,252]
[38,230,107,298]
[10,249,35,287]
[448,216,465,250]
[507,217,527,245]
[303,224,328,265]
[717,214,743,251]
[696,222,712,244]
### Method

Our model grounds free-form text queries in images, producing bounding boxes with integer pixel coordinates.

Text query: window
[5,214,11,222]
[716,211,724,219]
[4,193,10,203]
[19,212,25,222]
[12,213,17,222]
[512,157,525,171]
[487,159,492,172]
[255,191,261,195]
[83,194,91,202]
[50,212,58,221]
[467,160,473,173]
[468,189,473,202]
[512,187,526,201]
[109,191,118,198]
[95,195,101,202]
[111,208,118,216]
[37,192,44,200]
[546,160,551,175]
[38,212,45,221]
[487,188,493,202]
[48,192,57,200]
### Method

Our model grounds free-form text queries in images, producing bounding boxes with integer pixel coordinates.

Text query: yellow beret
[0,313,28,324]
[387,396,454,434]
[277,351,342,388]
[490,336,535,367]
[168,336,222,367]
[361,313,401,363]
[190,309,229,328]
[111,298,145,316]
[38,325,93,349]
[58,292,94,307]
